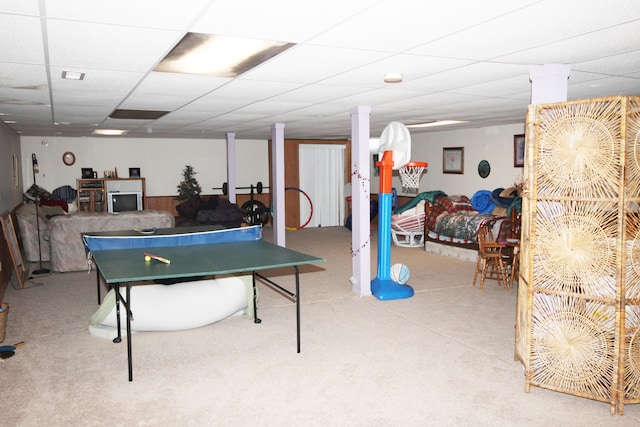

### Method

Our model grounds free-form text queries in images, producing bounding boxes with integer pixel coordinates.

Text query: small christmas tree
[176,165,202,200]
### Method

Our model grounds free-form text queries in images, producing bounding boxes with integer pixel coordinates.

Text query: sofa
[16,203,175,272]
[15,203,52,263]
[174,195,243,228]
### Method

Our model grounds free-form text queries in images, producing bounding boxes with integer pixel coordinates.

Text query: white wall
[371,123,526,198]
[0,122,23,213]
[20,136,269,197]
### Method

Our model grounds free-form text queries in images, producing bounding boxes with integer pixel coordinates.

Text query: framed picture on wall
[514,134,525,167]
[443,147,464,174]
[129,167,141,178]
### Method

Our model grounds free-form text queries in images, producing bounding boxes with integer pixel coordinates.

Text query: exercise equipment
[214,181,269,196]
[212,181,271,226]
[285,187,313,230]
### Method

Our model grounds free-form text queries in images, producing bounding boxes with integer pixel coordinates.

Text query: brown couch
[174,195,243,228]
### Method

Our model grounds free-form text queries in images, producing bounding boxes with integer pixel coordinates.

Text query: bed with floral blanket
[425,195,512,248]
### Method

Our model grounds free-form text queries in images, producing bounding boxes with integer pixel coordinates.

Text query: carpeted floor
[2,226,639,426]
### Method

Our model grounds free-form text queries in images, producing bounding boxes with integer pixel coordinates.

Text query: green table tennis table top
[90,235,325,283]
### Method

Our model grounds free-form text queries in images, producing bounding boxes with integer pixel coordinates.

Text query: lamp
[31,153,50,276]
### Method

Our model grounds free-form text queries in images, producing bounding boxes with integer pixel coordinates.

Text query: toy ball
[390,263,410,284]
[144,255,151,262]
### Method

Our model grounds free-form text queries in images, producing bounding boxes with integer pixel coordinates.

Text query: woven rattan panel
[515,96,640,416]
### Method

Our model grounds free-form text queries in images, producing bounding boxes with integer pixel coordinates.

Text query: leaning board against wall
[515,96,640,415]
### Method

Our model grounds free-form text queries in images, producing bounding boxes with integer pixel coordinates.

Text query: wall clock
[62,151,76,166]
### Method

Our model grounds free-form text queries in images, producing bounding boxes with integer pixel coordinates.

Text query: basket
[399,162,428,194]
[0,302,8,343]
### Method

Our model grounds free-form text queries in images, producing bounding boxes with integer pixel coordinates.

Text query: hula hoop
[285,187,313,230]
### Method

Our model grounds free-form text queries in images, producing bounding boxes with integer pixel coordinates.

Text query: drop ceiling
[1,0,639,140]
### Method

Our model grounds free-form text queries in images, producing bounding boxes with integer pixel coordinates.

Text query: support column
[529,64,571,105]
[226,132,237,204]
[271,123,286,247]
[350,106,372,297]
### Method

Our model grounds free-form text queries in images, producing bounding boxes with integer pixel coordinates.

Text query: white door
[299,144,346,227]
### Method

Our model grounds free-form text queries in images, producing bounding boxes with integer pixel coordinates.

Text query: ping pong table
[84,225,324,381]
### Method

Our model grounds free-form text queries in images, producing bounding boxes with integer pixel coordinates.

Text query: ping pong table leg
[112,283,122,344]
[96,269,101,304]
[295,266,300,353]
[126,283,133,382]
[252,272,261,324]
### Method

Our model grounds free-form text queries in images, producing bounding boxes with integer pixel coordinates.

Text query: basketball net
[399,161,428,194]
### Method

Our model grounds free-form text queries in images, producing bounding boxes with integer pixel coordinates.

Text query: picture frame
[81,168,94,179]
[129,167,141,178]
[443,147,464,174]
[514,134,525,167]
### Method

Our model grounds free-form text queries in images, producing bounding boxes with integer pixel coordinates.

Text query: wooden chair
[473,224,508,290]
[507,244,520,290]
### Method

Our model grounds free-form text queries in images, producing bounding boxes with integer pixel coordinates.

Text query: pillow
[23,184,52,203]
[52,185,77,203]
[40,197,68,213]
[176,195,201,219]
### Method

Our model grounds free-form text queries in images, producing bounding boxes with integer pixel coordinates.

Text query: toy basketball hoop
[399,161,428,193]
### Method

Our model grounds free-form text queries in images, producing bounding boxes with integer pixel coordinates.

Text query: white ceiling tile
[241,45,388,83]
[46,19,182,71]
[495,21,640,65]
[0,0,39,15]
[0,14,45,63]
[190,0,379,43]
[45,0,212,30]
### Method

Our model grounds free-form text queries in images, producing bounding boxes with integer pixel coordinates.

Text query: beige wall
[0,121,23,213]
[19,121,526,200]
[20,136,269,197]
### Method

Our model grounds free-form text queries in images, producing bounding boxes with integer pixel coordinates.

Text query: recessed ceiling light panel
[92,129,129,136]
[406,120,467,128]
[62,71,85,80]
[155,33,295,77]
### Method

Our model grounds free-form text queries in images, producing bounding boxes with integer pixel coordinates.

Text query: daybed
[422,190,521,262]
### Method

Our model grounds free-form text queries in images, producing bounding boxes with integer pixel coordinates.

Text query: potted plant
[176,165,202,200]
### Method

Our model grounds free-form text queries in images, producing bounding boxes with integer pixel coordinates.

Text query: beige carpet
[2,226,639,426]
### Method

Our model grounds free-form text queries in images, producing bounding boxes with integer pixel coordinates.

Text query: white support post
[271,123,286,247]
[529,64,571,105]
[226,132,237,204]
[350,106,372,297]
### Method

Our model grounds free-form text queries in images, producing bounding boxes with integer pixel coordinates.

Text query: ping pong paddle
[144,253,170,264]
[0,341,25,352]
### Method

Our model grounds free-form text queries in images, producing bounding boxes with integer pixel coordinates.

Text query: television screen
[108,192,142,213]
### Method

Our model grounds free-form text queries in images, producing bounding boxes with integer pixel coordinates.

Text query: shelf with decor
[77,178,145,212]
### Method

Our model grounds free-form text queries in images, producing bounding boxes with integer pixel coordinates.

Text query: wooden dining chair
[473,224,508,290]
[507,244,520,290]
